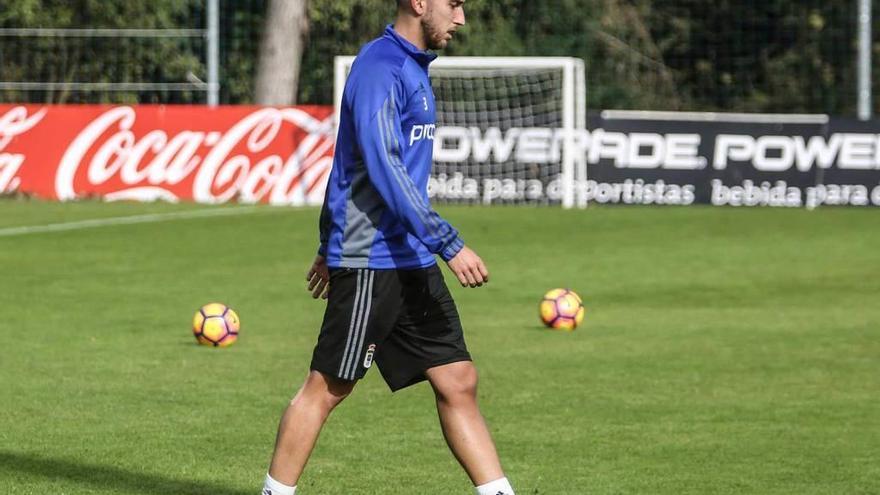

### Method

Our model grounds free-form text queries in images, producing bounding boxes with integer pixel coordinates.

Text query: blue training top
[318,25,464,269]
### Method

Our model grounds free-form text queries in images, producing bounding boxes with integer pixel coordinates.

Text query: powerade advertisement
[584,112,880,208]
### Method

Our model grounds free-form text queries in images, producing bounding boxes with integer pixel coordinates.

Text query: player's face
[422,0,465,50]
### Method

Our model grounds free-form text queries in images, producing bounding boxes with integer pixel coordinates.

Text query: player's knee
[323,379,354,409]
[435,365,479,403]
[298,371,355,410]
[316,391,346,411]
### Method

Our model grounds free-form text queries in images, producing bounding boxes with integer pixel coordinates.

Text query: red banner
[0,104,335,205]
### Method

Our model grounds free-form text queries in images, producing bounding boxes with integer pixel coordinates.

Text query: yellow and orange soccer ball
[192,303,240,347]
[539,288,585,331]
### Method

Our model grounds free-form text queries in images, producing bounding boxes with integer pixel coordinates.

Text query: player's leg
[426,361,513,494]
[374,265,514,494]
[266,370,355,490]
[264,268,401,494]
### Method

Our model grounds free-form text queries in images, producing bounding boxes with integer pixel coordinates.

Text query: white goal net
[335,56,587,208]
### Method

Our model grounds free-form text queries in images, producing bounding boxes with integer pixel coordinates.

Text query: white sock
[262,473,296,495]
[475,476,515,495]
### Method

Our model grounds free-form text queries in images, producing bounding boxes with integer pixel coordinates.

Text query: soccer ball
[539,289,585,331]
[192,303,240,347]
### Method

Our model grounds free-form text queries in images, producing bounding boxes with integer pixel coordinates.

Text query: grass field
[0,200,878,494]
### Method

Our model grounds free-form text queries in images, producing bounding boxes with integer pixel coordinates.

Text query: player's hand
[446,246,489,288]
[306,255,330,299]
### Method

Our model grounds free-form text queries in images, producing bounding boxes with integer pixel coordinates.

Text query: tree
[255,0,309,105]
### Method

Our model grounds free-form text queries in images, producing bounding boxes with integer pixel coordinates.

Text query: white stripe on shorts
[338,269,364,377]
[345,270,375,380]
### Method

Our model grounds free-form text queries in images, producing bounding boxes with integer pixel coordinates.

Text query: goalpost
[335,56,587,208]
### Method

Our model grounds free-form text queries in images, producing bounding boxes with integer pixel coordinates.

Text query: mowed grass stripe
[0,205,275,237]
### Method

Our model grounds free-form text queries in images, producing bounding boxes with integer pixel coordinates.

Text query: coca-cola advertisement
[0,104,335,205]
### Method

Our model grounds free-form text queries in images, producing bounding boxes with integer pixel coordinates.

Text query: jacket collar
[384,24,437,68]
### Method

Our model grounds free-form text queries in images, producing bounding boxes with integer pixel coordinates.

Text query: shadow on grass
[0,451,252,495]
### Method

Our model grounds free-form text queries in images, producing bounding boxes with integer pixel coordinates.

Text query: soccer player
[262,1,515,494]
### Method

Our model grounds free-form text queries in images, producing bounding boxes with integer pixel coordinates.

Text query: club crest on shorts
[363,343,376,368]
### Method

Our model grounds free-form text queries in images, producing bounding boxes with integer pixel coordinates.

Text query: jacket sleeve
[317,188,331,257]
[350,70,464,261]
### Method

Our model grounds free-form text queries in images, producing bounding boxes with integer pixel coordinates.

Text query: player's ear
[409,0,427,16]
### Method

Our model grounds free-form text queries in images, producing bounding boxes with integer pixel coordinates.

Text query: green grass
[1,200,878,494]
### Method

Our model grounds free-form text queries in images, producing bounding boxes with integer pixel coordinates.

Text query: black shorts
[310,264,471,391]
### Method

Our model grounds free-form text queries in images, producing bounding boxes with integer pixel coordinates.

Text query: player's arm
[317,184,331,258]
[354,87,462,261]
[352,74,487,286]
[305,186,332,299]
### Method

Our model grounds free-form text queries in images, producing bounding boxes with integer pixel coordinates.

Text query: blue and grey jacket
[318,25,464,269]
